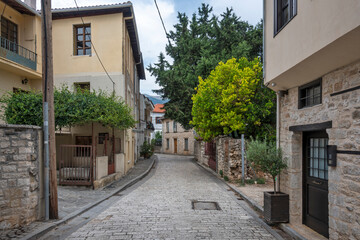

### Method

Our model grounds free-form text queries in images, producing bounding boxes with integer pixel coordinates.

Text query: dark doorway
[205,141,216,171]
[303,131,329,238]
[174,138,178,154]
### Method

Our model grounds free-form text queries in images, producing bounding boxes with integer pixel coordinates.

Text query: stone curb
[23,155,157,240]
[193,159,285,240]
[194,159,310,240]
[279,224,308,240]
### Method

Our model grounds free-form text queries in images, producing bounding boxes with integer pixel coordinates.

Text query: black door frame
[302,130,329,238]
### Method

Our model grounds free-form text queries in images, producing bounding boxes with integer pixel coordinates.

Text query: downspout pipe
[263,0,280,192]
[276,92,280,192]
[262,0,265,77]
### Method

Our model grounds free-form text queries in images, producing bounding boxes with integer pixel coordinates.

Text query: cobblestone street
[64,154,279,240]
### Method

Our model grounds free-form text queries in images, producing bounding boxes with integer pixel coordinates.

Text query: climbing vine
[0,87,136,130]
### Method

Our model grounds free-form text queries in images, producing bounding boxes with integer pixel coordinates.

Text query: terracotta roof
[153,104,165,113]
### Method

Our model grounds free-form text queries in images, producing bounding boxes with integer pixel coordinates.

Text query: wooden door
[303,131,329,238]
[174,138,177,154]
[205,141,216,171]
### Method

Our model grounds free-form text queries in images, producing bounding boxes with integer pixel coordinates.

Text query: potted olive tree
[246,138,288,223]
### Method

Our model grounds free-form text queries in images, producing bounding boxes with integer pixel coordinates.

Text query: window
[74,83,90,92]
[1,17,18,52]
[156,117,162,124]
[298,79,322,109]
[166,122,169,133]
[173,122,177,133]
[274,0,297,35]
[166,138,169,149]
[184,138,189,151]
[74,24,91,56]
[308,138,328,180]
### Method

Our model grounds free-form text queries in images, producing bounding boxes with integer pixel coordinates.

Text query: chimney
[24,0,36,10]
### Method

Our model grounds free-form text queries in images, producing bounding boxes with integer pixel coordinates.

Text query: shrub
[246,138,287,194]
[256,178,266,184]
[223,175,229,181]
[140,141,154,158]
[219,170,223,177]
[246,179,255,184]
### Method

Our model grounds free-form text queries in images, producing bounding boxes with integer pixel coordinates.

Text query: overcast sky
[35,0,263,96]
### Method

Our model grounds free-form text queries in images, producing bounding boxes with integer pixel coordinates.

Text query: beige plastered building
[162,119,195,155]
[51,3,146,187]
[264,0,360,239]
[0,0,42,125]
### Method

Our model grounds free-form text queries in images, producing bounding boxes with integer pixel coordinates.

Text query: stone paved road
[66,154,278,240]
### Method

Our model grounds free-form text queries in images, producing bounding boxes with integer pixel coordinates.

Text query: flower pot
[263,191,289,224]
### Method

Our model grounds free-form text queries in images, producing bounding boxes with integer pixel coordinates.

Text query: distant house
[0,0,42,124]
[264,1,360,239]
[162,118,195,155]
[150,103,165,139]
[138,94,154,145]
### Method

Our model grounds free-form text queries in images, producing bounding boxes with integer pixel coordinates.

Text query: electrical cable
[154,0,172,46]
[73,0,115,91]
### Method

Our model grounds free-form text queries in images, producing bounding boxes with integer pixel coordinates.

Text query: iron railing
[59,145,93,186]
[0,36,37,70]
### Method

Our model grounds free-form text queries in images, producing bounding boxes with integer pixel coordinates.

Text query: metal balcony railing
[0,36,37,70]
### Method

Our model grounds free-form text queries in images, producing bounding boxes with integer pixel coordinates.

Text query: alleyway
[46,154,280,240]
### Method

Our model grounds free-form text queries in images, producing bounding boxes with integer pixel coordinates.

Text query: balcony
[0,36,37,71]
[146,121,155,131]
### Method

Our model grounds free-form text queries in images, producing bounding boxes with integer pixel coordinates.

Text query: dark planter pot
[263,191,289,224]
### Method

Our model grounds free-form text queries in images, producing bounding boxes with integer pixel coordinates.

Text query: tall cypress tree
[148,4,264,130]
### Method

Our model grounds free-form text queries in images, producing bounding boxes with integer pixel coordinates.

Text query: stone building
[162,119,195,155]
[264,0,360,239]
[138,94,154,146]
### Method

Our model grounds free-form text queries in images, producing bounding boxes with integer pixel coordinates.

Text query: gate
[59,145,93,186]
[205,141,216,171]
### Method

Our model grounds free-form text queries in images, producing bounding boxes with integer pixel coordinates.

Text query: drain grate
[192,200,221,210]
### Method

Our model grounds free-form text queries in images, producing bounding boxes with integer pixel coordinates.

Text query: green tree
[191,58,275,141]
[148,4,263,129]
[246,138,287,194]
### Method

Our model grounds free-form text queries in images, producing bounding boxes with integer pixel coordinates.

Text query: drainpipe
[262,0,265,74]
[276,92,280,193]
[263,0,280,192]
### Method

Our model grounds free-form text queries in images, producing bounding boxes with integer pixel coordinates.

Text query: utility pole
[41,0,58,219]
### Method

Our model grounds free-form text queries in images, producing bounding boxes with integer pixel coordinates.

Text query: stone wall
[216,136,257,181]
[216,136,243,180]
[0,124,44,230]
[194,136,256,181]
[279,60,360,239]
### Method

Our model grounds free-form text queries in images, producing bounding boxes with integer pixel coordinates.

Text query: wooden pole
[41,0,58,219]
